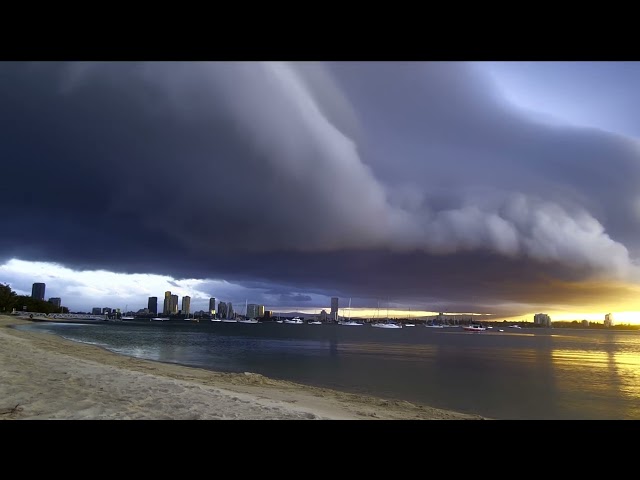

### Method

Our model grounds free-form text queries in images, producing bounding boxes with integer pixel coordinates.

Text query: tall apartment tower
[182,296,191,315]
[218,302,228,319]
[209,297,216,315]
[247,304,258,318]
[170,295,179,314]
[163,291,171,315]
[32,282,46,301]
[148,297,158,315]
[330,297,339,321]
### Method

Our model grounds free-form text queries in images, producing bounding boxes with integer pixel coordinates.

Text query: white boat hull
[462,325,486,332]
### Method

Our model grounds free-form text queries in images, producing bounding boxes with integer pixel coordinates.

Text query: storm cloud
[2,61,640,313]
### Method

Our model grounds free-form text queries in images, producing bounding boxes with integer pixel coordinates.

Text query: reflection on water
[16,321,640,419]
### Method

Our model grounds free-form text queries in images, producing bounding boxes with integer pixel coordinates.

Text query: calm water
[16,320,640,419]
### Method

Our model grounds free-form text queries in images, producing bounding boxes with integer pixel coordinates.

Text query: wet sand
[0,315,485,420]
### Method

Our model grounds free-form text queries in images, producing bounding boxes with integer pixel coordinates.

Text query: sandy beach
[0,315,485,420]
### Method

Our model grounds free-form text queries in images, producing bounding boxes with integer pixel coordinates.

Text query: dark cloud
[2,61,640,314]
[279,293,312,303]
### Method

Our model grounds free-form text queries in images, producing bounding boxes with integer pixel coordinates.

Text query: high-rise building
[170,295,179,314]
[182,296,191,315]
[330,297,339,321]
[48,297,61,308]
[92,307,102,315]
[164,291,171,315]
[32,283,46,301]
[209,297,216,315]
[228,302,234,319]
[246,304,265,318]
[218,302,228,319]
[103,307,112,315]
[148,297,158,315]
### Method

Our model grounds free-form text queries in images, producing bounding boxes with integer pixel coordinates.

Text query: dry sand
[0,315,485,420]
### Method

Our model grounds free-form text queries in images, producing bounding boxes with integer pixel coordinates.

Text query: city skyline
[3,62,640,324]
[7,272,630,324]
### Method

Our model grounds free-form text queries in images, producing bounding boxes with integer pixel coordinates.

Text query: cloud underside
[2,61,640,311]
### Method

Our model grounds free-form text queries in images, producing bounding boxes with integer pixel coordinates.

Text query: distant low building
[48,297,62,308]
[581,319,589,327]
[604,313,614,327]
[534,313,551,327]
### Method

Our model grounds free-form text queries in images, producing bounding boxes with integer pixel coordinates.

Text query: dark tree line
[0,283,69,314]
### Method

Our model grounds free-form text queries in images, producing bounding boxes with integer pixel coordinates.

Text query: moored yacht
[284,317,304,324]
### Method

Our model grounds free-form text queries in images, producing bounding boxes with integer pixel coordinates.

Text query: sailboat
[237,299,259,323]
[121,304,135,320]
[405,307,415,327]
[338,298,363,326]
[371,299,401,328]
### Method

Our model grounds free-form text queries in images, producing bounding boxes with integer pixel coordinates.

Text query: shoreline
[0,315,486,420]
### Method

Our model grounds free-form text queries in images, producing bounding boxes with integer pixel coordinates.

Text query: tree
[0,283,17,312]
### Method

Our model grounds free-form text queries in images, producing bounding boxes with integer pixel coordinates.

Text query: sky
[2,61,640,323]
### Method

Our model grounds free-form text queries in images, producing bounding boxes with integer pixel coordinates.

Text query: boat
[184,313,199,322]
[425,323,444,328]
[405,307,416,326]
[151,317,169,321]
[284,316,303,324]
[338,298,363,326]
[308,320,322,325]
[509,325,522,329]
[370,301,400,328]
[237,299,259,323]
[121,305,134,320]
[371,322,402,329]
[462,324,486,332]
[222,318,238,323]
